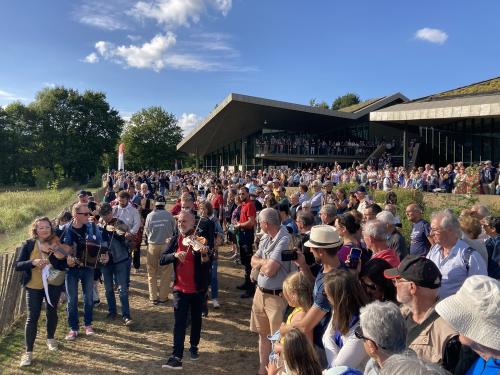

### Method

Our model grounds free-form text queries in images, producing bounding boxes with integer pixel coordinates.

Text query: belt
[258,286,282,296]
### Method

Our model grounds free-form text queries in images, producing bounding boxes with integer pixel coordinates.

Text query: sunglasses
[77,212,90,216]
[354,326,387,350]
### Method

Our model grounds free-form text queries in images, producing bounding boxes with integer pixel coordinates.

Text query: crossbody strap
[407,309,440,345]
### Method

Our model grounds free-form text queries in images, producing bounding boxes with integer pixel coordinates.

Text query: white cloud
[414,28,448,44]
[74,1,131,30]
[178,112,201,134]
[84,52,99,63]
[80,14,128,30]
[0,89,26,102]
[43,82,57,88]
[127,34,142,41]
[130,0,231,28]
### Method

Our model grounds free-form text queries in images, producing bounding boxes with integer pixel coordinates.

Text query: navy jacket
[15,239,67,286]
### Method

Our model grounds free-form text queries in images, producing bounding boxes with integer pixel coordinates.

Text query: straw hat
[435,275,500,350]
[304,225,342,248]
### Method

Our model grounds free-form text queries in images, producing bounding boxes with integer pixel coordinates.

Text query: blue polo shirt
[426,239,487,299]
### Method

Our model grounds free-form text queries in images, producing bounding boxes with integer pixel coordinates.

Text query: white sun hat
[435,275,500,350]
[304,225,342,249]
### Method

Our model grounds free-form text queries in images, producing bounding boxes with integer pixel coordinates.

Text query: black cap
[384,255,442,289]
[155,196,166,206]
[99,203,113,216]
[78,190,88,197]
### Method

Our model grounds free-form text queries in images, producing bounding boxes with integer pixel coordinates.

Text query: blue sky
[1,0,499,135]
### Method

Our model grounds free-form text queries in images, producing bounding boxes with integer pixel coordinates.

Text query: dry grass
[1,246,259,375]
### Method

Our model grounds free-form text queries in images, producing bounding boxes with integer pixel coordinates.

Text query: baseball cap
[155,196,166,206]
[78,190,88,197]
[384,255,441,289]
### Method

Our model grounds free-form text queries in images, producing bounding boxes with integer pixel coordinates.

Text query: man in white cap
[435,275,500,374]
[283,224,344,368]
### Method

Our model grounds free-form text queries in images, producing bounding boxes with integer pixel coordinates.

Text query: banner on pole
[118,143,125,171]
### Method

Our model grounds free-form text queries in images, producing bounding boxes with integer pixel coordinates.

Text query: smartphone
[281,250,298,261]
[346,247,362,269]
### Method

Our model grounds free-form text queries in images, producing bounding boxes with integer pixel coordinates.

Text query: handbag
[46,264,66,286]
[37,243,66,286]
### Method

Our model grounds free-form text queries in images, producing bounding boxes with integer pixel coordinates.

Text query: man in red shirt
[159,210,211,370]
[234,187,257,298]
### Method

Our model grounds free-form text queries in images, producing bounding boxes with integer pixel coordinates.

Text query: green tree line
[0,86,186,187]
[0,87,124,186]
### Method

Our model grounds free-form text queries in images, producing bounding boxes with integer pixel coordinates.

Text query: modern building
[178,77,500,171]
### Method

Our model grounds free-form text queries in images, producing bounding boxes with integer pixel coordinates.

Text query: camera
[281,250,298,261]
[346,247,362,269]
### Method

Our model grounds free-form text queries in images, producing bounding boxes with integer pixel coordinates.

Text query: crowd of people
[15,165,500,374]
[255,134,378,157]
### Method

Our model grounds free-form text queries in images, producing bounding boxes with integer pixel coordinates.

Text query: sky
[1,0,500,136]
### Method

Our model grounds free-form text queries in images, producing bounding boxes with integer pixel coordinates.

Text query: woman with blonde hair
[267,328,322,375]
[15,217,70,367]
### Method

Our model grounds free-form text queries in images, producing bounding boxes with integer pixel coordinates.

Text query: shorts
[250,287,287,335]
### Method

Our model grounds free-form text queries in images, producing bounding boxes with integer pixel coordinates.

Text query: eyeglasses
[354,326,387,350]
[77,212,90,216]
[429,227,442,234]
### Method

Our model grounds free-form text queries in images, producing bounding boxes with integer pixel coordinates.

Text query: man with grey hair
[319,204,336,226]
[249,208,295,375]
[289,192,301,221]
[357,301,408,375]
[376,211,407,260]
[384,256,460,372]
[363,220,400,268]
[426,210,487,299]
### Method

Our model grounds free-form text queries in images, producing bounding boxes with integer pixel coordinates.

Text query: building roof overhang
[178,92,408,155]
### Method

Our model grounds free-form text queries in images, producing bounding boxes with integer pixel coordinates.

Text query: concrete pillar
[241,137,247,172]
[402,127,407,167]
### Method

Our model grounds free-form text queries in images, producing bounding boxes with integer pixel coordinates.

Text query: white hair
[431,209,461,237]
[360,301,407,354]
[376,211,396,226]
[320,204,336,218]
[363,220,388,241]
[259,207,281,226]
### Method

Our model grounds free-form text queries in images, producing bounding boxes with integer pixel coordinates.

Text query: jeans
[172,290,204,359]
[239,230,254,289]
[66,267,94,330]
[210,259,218,299]
[25,286,62,352]
[101,259,131,319]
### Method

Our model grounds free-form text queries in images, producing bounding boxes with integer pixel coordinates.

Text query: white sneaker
[46,339,58,351]
[212,299,220,309]
[19,352,32,367]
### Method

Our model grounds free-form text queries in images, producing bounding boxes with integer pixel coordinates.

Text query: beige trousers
[146,243,173,302]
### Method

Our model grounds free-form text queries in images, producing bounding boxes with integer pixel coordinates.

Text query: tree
[309,98,330,109]
[30,87,124,181]
[121,107,183,170]
[332,93,360,110]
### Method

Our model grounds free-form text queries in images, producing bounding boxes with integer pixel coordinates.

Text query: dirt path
[3,246,259,374]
